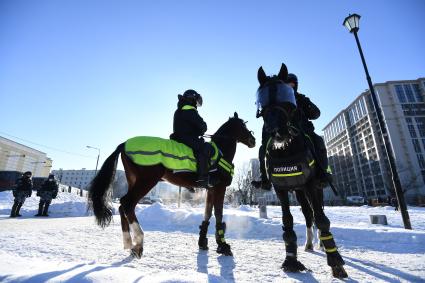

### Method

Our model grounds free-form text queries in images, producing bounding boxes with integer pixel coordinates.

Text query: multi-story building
[248,158,280,204]
[323,78,425,204]
[0,136,52,177]
[51,168,125,191]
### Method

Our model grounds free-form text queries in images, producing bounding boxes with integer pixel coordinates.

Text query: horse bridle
[261,105,300,137]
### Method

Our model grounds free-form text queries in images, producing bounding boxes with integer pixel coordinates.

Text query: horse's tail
[88,143,125,228]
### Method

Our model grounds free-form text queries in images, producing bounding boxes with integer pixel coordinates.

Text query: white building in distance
[323,78,425,205]
[0,136,52,177]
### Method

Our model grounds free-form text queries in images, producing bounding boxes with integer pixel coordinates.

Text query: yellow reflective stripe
[219,160,234,176]
[182,105,196,110]
[220,158,233,169]
[218,230,224,235]
[326,166,332,173]
[325,247,337,253]
[210,141,219,161]
[221,238,226,243]
[319,235,333,241]
[272,172,303,177]
[309,160,315,167]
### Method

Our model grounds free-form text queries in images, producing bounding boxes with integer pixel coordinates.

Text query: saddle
[266,149,316,190]
[124,136,234,177]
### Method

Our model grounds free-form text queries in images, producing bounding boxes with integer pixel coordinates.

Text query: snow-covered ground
[0,190,424,282]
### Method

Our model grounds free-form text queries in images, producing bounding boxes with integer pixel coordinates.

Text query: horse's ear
[277,63,288,81]
[257,66,267,86]
[234,112,238,119]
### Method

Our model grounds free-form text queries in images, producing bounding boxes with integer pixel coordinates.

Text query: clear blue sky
[1,0,424,170]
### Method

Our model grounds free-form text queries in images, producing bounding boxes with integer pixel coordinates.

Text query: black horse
[256,64,347,278]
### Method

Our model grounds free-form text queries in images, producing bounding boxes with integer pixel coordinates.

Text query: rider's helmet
[48,174,55,181]
[180,89,203,107]
[286,73,298,92]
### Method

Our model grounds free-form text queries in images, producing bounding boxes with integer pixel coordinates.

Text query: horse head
[256,63,297,144]
[213,112,256,148]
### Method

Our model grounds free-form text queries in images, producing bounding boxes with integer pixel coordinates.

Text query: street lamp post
[343,14,412,229]
[86,145,100,175]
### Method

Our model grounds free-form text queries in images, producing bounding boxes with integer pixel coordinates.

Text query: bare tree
[228,163,254,205]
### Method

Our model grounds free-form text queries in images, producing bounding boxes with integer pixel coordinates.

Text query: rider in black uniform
[170,89,214,188]
[253,73,331,190]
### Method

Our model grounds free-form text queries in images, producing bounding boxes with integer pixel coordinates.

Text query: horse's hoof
[332,265,348,278]
[304,243,314,251]
[198,237,208,250]
[281,257,308,272]
[216,243,233,256]
[130,247,143,259]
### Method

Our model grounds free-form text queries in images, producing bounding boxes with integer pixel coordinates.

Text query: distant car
[150,197,163,204]
[346,196,365,205]
[139,197,153,204]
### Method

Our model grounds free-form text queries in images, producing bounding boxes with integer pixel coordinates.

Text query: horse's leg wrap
[198,220,209,250]
[315,214,330,232]
[319,231,345,267]
[281,227,308,272]
[215,222,232,256]
[282,228,298,258]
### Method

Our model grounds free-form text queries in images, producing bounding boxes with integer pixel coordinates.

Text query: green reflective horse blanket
[125,136,200,172]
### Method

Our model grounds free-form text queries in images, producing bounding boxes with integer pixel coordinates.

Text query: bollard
[369,214,388,225]
[258,197,267,219]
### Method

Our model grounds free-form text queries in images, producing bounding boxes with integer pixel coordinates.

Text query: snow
[1,190,425,282]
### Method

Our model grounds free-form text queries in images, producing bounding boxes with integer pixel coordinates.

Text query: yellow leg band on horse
[320,235,334,241]
[325,247,337,253]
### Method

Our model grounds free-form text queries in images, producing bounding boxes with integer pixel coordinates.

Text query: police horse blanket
[88,113,255,258]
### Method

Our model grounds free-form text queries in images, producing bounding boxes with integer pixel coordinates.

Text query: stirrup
[196,177,214,189]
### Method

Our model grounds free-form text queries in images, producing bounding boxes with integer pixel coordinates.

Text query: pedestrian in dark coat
[170,89,213,188]
[35,174,59,216]
[10,171,33,217]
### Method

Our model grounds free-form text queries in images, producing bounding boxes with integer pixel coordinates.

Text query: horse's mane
[212,117,238,140]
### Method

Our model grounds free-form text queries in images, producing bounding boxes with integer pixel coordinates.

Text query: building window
[415,117,425,137]
[404,84,415,102]
[395,85,406,103]
[412,84,423,102]
[408,124,417,138]
[412,139,422,153]
[417,154,425,169]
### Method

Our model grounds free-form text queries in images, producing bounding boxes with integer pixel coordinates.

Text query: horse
[255,64,347,278]
[88,112,255,258]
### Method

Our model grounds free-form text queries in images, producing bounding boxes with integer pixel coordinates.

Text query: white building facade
[0,136,52,177]
[323,78,425,204]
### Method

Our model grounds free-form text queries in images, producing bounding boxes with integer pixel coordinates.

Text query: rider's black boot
[196,154,213,189]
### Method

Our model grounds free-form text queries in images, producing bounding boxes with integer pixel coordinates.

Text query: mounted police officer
[252,72,331,190]
[287,73,332,185]
[10,171,33,217]
[170,89,213,188]
[35,174,59,216]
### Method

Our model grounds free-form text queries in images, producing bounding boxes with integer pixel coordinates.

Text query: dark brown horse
[88,112,255,258]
